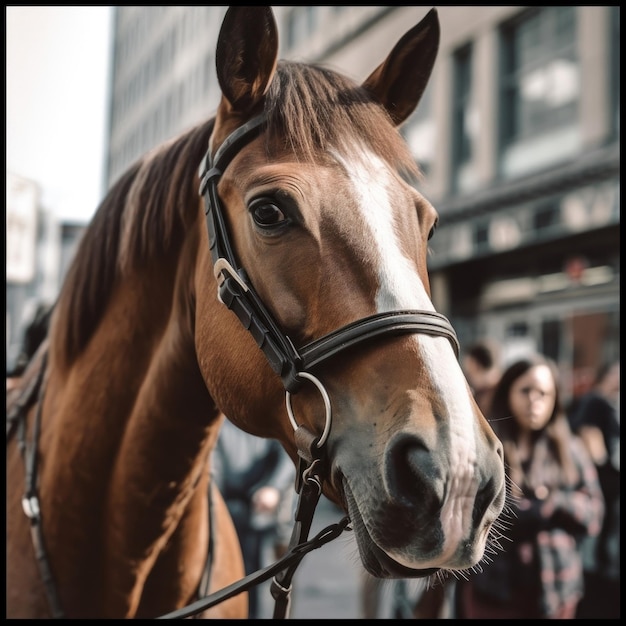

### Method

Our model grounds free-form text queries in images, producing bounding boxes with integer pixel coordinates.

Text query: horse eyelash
[428,217,439,241]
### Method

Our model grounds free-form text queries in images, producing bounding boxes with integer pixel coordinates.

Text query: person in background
[569,360,620,619]
[462,339,502,416]
[457,353,604,619]
[211,419,296,619]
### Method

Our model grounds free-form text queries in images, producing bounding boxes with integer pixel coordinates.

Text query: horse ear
[362,8,440,126]
[216,6,278,115]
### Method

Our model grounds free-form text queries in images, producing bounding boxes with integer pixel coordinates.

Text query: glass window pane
[501,7,578,145]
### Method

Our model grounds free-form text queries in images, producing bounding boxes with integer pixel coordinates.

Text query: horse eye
[427,217,439,241]
[250,198,287,229]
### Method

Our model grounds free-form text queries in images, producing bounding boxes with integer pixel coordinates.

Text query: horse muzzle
[336,427,506,578]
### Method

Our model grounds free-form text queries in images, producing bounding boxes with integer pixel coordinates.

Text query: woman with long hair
[458,353,604,619]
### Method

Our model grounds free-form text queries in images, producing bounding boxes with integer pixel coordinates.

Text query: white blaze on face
[333,148,427,313]
[337,145,481,566]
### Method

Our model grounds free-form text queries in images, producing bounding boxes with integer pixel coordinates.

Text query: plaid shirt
[469,436,604,618]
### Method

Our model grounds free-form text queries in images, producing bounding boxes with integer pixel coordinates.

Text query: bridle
[198,113,459,398]
[10,113,460,620]
[192,112,459,617]
[8,346,65,619]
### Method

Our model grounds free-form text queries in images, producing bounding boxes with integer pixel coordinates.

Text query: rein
[158,426,351,619]
[8,348,341,620]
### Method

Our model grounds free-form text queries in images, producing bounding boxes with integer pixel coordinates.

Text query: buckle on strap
[22,494,40,520]
[213,258,248,304]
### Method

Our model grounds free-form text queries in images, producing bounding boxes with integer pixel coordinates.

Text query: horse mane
[52,61,421,368]
[52,119,214,368]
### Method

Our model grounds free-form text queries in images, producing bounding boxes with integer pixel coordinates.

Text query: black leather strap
[15,350,66,619]
[300,310,459,369]
[156,516,351,619]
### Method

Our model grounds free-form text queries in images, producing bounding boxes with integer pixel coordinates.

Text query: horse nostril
[384,434,445,513]
[474,437,505,524]
[473,477,496,526]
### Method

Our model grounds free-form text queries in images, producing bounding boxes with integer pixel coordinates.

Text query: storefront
[430,151,619,406]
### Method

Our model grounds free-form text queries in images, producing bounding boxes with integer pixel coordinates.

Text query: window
[541,318,560,363]
[499,7,579,178]
[506,321,529,338]
[533,201,560,233]
[451,43,475,193]
[473,221,489,251]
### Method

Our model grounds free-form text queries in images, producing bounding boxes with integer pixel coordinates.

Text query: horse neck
[36,239,223,617]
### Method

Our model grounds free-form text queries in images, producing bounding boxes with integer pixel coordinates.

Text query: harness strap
[7,340,49,440]
[195,478,217,615]
[156,426,338,620]
[200,114,304,392]
[15,350,66,619]
[300,309,460,365]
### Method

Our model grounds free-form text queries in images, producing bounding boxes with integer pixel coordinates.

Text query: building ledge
[438,142,620,223]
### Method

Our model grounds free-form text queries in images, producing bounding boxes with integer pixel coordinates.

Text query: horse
[6,6,506,619]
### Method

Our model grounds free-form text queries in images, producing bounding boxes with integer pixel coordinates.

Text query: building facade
[105,6,619,403]
[5,172,85,370]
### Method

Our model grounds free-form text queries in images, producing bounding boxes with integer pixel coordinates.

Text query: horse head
[196,6,506,579]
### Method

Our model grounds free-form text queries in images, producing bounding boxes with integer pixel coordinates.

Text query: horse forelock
[52,120,215,367]
[266,61,421,182]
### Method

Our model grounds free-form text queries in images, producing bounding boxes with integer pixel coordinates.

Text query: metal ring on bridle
[285,372,332,448]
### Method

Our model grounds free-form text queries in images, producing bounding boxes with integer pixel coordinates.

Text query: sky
[6,6,113,224]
